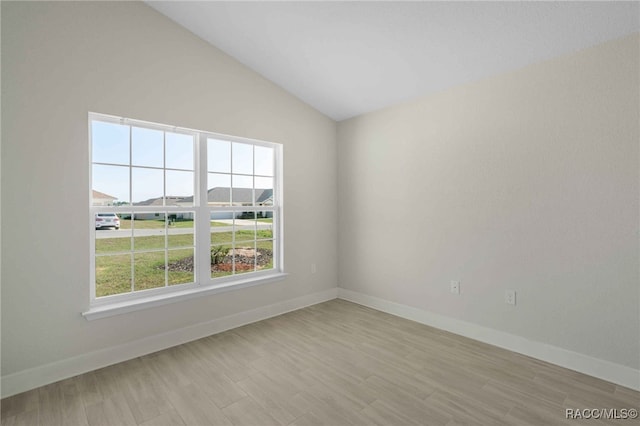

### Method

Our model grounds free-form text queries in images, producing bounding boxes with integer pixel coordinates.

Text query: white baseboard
[4,286,637,399]
[338,288,640,391]
[1,287,338,398]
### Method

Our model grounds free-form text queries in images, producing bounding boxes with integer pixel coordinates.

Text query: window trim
[82,272,288,320]
[86,112,284,318]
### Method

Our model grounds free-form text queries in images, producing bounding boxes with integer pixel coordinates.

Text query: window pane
[210,229,232,260]
[92,165,129,205]
[254,177,273,206]
[96,254,131,297]
[211,222,232,246]
[256,216,273,240]
[234,213,256,242]
[232,175,253,206]
[133,213,165,251]
[132,167,163,204]
[208,173,231,206]
[208,138,231,173]
[210,210,234,230]
[134,251,166,291]
[232,142,253,175]
[95,213,129,254]
[166,170,194,205]
[132,127,163,168]
[232,175,252,188]
[234,240,256,275]
[92,121,129,165]
[168,248,194,285]
[254,145,273,176]
[257,239,274,272]
[168,212,194,248]
[166,132,194,170]
[211,211,232,279]
[211,243,232,278]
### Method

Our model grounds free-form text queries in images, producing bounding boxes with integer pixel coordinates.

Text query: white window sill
[82,273,288,321]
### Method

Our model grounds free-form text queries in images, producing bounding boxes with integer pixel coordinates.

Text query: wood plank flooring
[2,299,638,425]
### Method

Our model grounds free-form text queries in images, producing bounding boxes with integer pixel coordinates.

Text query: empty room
[1,1,639,425]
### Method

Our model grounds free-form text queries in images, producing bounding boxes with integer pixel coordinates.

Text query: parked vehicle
[95,213,120,229]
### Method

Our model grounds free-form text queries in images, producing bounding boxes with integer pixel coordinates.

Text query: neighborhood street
[95,222,272,239]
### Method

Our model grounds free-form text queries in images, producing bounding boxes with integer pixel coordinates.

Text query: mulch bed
[162,248,273,272]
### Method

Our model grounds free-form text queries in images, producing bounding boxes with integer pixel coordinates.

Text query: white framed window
[88,113,283,311]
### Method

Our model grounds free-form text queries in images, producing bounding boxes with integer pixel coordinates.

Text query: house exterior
[132,196,192,220]
[129,188,273,221]
[179,187,274,220]
[92,190,117,206]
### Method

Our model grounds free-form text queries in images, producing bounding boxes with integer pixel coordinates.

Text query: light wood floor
[2,299,638,425]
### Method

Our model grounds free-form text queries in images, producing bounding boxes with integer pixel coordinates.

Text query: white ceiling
[147,1,640,121]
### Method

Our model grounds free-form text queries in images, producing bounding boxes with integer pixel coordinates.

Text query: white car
[95,213,120,230]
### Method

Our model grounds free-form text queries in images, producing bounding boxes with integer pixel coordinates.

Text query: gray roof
[207,187,272,204]
[162,188,273,205]
[133,196,186,206]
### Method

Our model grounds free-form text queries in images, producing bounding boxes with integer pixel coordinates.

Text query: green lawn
[97,229,272,254]
[118,218,194,229]
[96,228,274,297]
[211,218,272,226]
[210,229,273,245]
[211,221,230,227]
[96,248,194,297]
[96,234,194,253]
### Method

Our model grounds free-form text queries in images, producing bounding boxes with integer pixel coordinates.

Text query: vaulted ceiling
[147,1,640,121]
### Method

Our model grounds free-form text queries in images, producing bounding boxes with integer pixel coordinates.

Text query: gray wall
[1,1,337,377]
[337,33,640,369]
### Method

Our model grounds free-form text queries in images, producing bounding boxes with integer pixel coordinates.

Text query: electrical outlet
[450,280,460,294]
[505,290,516,305]
[311,263,317,274]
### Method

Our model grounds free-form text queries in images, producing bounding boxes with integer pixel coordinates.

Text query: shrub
[211,245,230,265]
